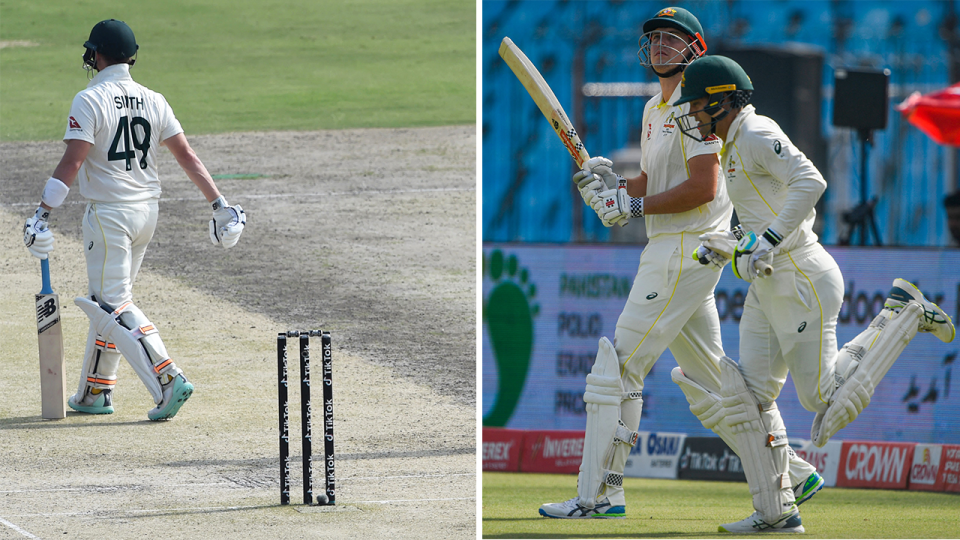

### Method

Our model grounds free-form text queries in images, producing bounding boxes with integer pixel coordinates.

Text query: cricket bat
[36,258,66,419]
[499,37,627,226]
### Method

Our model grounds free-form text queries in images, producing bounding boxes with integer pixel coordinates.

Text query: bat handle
[40,258,53,295]
[756,259,774,277]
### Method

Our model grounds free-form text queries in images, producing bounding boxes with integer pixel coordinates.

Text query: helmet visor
[676,94,736,142]
[637,29,704,68]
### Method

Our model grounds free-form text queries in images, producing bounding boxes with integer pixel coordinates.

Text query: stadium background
[481,0,960,447]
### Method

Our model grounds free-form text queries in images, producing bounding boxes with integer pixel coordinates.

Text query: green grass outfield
[0,0,474,141]
[483,472,960,538]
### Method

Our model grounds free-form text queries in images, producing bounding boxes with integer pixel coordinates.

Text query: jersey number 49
[108,116,152,171]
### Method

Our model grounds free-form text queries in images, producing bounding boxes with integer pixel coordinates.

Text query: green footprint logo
[483,249,539,426]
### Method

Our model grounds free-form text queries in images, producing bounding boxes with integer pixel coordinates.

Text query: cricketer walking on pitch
[21,19,247,421]
[675,55,956,533]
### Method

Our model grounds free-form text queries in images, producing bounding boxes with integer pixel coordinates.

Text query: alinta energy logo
[483,249,539,426]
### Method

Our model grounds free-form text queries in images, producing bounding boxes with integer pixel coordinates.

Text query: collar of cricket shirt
[87,63,133,88]
[723,104,756,147]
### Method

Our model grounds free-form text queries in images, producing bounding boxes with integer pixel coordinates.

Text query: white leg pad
[602,392,643,507]
[75,323,122,398]
[577,337,639,510]
[671,367,815,486]
[74,297,163,403]
[721,357,794,524]
[811,303,921,447]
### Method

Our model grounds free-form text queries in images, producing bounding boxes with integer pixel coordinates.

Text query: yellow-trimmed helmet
[673,55,753,141]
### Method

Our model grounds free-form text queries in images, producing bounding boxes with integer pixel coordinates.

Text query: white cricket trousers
[738,242,844,414]
[615,232,726,395]
[81,199,159,308]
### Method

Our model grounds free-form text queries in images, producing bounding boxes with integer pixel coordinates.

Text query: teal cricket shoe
[68,390,114,414]
[794,471,825,506]
[147,374,194,421]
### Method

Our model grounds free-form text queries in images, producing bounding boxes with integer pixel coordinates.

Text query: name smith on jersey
[114,95,144,109]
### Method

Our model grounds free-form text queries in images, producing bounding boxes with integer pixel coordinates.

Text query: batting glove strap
[211,196,230,211]
[630,196,644,219]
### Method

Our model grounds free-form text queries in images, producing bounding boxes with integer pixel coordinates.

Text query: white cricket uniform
[720,105,842,413]
[615,83,732,397]
[63,63,183,307]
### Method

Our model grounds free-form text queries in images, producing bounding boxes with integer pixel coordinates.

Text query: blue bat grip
[40,258,53,294]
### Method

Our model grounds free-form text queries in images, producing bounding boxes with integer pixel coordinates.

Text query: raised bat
[499,36,627,226]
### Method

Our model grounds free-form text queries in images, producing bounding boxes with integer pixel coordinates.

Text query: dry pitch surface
[0,126,476,539]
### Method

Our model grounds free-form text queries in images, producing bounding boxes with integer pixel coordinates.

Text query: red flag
[896,83,960,146]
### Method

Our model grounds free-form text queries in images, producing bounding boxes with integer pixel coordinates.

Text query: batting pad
[721,357,793,524]
[811,303,921,447]
[672,367,815,487]
[74,297,163,403]
[577,337,638,509]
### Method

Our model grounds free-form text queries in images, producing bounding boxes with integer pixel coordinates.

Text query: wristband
[762,227,783,247]
[630,196,644,218]
[211,196,229,211]
[40,177,69,208]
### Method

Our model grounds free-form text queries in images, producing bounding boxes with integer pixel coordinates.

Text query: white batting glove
[23,207,54,259]
[583,156,618,186]
[592,176,630,227]
[574,169,605,207]
[732,231,774,282]
[693,225,746,270]
[209,196,246,249]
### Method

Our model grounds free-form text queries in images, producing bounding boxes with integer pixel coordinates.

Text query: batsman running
[539,7,822,520]
[22,19,246,421]
[674,55,955,533]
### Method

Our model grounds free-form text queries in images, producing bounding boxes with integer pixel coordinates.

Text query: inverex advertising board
[482,244,960,444]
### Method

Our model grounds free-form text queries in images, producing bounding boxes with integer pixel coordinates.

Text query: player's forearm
[164,133,221,202]
[40,140,91,210]
[180,154,220,203]
[765,176,825,242]
[625,172,647,198]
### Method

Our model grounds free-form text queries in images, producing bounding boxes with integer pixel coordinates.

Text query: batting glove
[693,225,746,270]
[574,170,605,207]
[592,175,630,227]
[209,196,246,249]
[732,231,774,282]
[23,207,54,259]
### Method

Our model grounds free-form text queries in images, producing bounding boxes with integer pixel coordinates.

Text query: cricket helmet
[673,56,753,141]
[638,7,707,77]
[83,19,138,68]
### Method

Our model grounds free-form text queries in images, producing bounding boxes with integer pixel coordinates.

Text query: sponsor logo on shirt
[661,113,677,136]
[68,116,82,130]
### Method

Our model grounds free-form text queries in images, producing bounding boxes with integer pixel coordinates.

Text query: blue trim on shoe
[795,471,825,506]
[68,391,114,414]
[538,499,625,519]
[147,375,194,421]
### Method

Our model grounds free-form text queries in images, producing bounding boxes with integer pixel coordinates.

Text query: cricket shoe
[793,471,824,506]
[68,389,114,414]
[539,496,625,519]
[719,504,804,534]
[147,374,194,421]
[886,279,955,343]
